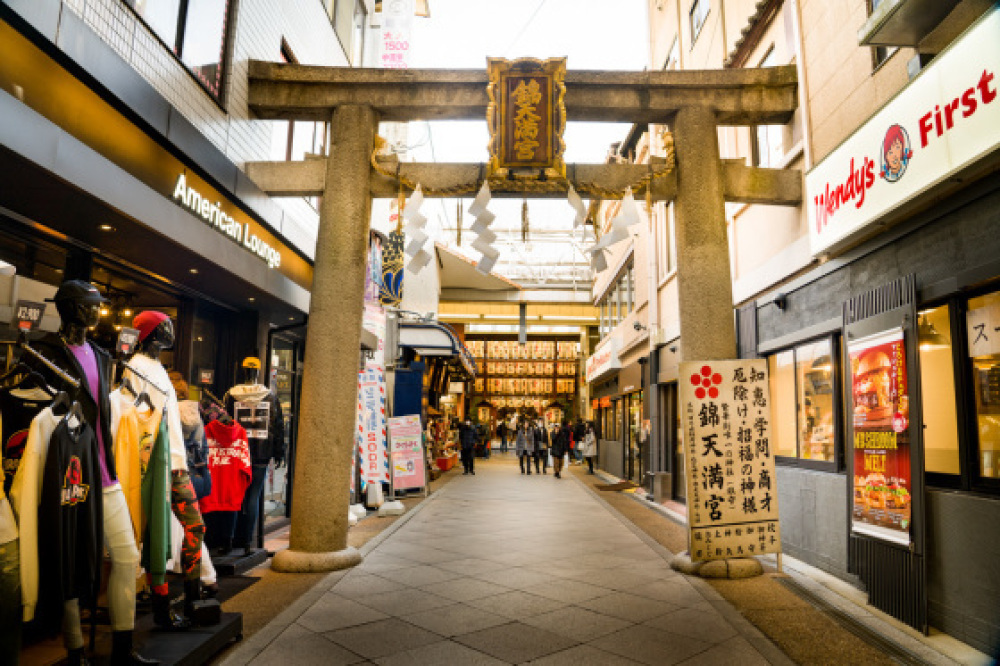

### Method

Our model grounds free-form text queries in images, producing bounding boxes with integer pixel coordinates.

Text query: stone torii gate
[245,61,802,572]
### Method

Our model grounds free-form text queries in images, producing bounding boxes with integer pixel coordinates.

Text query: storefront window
[796,340,835,462]
[127,0,232,99]
[967,291,1000,479]
[769,350,796,458]
[918,305,960,474]
[768,339,838,463]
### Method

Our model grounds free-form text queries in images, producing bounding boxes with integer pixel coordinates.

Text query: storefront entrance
[265,328,304,528]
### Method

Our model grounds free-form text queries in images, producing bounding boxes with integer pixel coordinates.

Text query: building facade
[586,0,999,652]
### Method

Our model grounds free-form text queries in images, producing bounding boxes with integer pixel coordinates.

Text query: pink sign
[389,414,425,490]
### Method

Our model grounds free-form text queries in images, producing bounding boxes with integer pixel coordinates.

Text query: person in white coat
[581,423,598,474]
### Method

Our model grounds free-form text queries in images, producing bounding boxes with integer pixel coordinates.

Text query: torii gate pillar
[271,104,376,572]
[672,106,738,362]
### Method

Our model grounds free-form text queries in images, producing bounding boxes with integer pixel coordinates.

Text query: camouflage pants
[171,471,205,582]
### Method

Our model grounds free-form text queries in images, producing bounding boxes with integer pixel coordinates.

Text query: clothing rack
[17,338,81,390]
[201,386,226,408]
[120,360,167,395]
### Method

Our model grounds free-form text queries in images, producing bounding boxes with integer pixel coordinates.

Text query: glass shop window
[127,0,233,100]
[918,305,960,474]
[768,338,839,464]
[967,290,1000,479]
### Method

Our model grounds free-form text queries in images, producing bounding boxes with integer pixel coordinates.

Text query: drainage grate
[777,577,929,666]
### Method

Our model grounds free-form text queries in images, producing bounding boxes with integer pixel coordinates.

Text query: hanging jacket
[140,413,172,587]
[111,392,162,546]
[123,353,188,473]
[10,407,60,621]
[224,385,284,465]
[179,400,211,499]
[28,334,117,484]
[200,420,251,514]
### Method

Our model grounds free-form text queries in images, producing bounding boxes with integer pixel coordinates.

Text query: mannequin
[223,357,283,553]
[23,280,154,666]
[126,312,206,630]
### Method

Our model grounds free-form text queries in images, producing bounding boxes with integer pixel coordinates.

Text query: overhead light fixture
[810,355,832,373]
[248,297,256,302]
[918,315,949,351]
[98,224,115,232]
[121,308,132,317]
[99,307,110,317]
[189,268,199,274]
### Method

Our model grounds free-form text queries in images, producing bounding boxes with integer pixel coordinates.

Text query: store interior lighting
[918,314,949,351]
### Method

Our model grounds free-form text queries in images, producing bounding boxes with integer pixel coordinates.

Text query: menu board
[848,328,912,546]
[680,360,781,562]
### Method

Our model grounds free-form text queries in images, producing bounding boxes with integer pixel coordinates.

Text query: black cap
[45,280,108,305]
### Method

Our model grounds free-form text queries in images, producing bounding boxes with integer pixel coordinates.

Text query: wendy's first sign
[487,57,567,180]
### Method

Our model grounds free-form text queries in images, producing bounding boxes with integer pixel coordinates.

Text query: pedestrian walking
[515,424,532,474]
[581,423,598,474]
[498,421,508,454]
[573,419,586,464]
[458,419,477,475]
[534,420,549,474]
[550,421,571,478]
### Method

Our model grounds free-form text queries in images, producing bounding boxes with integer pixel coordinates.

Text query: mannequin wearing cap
[222,357,284,553]
[24,281,154,666]
[125,312,207,631]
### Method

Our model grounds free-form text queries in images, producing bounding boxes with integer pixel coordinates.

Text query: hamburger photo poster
[849,328,912,546]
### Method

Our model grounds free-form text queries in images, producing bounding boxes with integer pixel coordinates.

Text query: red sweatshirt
[200,420,251,514]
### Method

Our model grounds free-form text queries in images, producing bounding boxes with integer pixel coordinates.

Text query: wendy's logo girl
[880,124,913,183]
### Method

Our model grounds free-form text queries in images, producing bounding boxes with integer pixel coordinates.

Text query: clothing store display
[35,418,103,632]
[123,354,188,473]
[110,389,160,544]
[28,334,118,487]
[200,420,251,514]
[0,539,20,662]
[102,485,140,631]
[9,407,60,622]
[179,400,211,499]
[169,471,204,582]
[141,416,172,589]
[223,384,282,548]
[0,388,50,495]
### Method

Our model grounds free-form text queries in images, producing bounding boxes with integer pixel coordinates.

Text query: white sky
[396,0,651,286]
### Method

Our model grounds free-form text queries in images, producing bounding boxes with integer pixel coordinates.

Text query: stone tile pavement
[221,458,795,665]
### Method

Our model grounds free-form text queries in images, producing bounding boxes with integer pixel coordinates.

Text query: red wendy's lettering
[813,157,876,233]
[919,69,996,148]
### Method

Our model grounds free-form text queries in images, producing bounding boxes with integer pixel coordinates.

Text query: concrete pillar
[672,106,737,362]
[271,104,376,572]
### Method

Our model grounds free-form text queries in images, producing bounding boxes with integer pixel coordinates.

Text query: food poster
[849,328,912,545]
[680,360,781,562]
[388,414,426,490]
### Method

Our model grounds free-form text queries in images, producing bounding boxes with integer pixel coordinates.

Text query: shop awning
[399,320,478,377]
[435,244,522,292]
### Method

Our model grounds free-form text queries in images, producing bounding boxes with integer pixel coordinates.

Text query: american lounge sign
[806,7,1000,256]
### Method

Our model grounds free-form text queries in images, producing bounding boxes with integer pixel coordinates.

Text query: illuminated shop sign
[806,8,1000,256]
[172,174,282,269]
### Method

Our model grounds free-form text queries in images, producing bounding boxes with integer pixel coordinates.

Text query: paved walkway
[223,458,794,665]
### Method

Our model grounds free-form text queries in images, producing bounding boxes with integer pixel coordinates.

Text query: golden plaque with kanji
[487,57,567,181]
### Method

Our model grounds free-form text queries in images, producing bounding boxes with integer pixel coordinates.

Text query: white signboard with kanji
[379,0,414,69]
[680,360,781,562]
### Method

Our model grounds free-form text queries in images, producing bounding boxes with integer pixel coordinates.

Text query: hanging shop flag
[848,328,912,546]
[388,414,426,490]
[381,228,405,308]
[486,57,567,180]
[680,360,781,563]
[379,0,414,69]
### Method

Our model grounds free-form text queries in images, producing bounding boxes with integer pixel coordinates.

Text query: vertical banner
[379,0,414,69]
[359,366,389,484]
[381,227,405,308]
[849,328,912,545]
[680,360,781,562]
[388,414,426,490]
